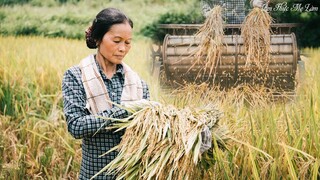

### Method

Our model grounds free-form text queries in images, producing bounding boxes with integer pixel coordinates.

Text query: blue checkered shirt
[62,56,150,179]
[201,0,246,24]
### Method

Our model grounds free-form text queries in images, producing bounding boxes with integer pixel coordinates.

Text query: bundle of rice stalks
[189,5,224,81]
[93,103,227,179]
[241,7,273,71]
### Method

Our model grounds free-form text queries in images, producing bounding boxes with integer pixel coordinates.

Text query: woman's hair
[86,8,133,49]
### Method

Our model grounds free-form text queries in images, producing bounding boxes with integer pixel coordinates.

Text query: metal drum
[162,33,299,90]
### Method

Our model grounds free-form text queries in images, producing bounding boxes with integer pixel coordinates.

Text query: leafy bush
[140,11,204,43]
[0,0,29,6]
[0,8,89,39]
[0,0,199,40]
[0,11,6,21]
[143,0,188,4]
[50,14,91,25]
[56,0,79,4]
[270,0,320,48]
[15,24,39,36]
[0,0,80,6]
[29,0,56,6]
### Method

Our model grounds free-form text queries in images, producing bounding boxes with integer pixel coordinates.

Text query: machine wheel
[148,44,161,74]
[148,44,163,84]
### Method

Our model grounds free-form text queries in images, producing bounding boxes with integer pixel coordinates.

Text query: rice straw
[92,103,226,180]
[241,7,273,71]
[189,5,224,81]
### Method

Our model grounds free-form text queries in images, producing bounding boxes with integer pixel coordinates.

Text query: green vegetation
[0,0,319,47]
[140,10,204,43]
[270,0,320,47]
[0,0,197,40]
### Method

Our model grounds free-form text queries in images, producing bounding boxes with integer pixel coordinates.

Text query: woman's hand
[251,0,269,8]
[121,99,160,112]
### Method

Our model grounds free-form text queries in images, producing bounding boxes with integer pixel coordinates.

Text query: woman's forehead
[107,23,132,38]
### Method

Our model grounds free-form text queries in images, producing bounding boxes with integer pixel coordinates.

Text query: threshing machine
[149,23,304,92]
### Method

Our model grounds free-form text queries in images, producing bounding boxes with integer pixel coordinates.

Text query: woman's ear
[96,40,101,47]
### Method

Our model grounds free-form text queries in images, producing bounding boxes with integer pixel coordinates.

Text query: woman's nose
[118,43,125,52]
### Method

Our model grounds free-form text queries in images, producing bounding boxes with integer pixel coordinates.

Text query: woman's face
[97,22,132,65]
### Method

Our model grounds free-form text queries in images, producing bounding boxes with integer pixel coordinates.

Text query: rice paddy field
[0,34,320,179]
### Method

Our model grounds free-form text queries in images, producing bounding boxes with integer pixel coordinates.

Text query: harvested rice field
[1,35,320,179]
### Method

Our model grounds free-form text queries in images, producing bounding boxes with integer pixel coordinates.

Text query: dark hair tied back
[85,26,97,49]
[85,8,133,49]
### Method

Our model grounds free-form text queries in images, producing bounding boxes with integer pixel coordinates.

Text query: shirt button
[111,92,116,97]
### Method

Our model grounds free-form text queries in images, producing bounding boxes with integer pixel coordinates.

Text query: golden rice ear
[241,7,273,71]
[189,5,224,82]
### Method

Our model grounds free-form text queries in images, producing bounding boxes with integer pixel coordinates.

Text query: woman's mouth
[114,55,124,60]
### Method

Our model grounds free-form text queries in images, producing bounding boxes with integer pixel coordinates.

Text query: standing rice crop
[93,103,226,180]
[189,5,224,81]
[241,7,273,71]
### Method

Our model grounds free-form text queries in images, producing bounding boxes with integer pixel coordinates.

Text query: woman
[62,8,150,179]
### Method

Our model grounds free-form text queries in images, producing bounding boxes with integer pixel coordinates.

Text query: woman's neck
[96,53,116,79]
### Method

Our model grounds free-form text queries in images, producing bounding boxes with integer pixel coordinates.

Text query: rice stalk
[282,144,298,179]
[311,160,319,179]
[189,5,224,81]
[248,148,260,179]
[241,7,273,71]
[93,103,226,180]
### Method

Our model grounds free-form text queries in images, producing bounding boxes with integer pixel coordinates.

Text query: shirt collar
[116,64,125,75]
[94,55,125,76]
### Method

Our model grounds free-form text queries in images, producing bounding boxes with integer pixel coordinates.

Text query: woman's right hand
[121,99,160,112]
[251,0,268,8]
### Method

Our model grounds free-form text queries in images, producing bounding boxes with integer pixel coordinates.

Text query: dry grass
[161,79,320,179]
[241,7,273,71]
[0,36,85,179]
[167,83,279,108]
[189,5,224,81]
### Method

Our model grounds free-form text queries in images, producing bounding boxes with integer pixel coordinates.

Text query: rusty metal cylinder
[162,33,299,90]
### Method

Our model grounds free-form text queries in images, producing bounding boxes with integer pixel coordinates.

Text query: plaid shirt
[201,0,246,24]
[62,56,150,179]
